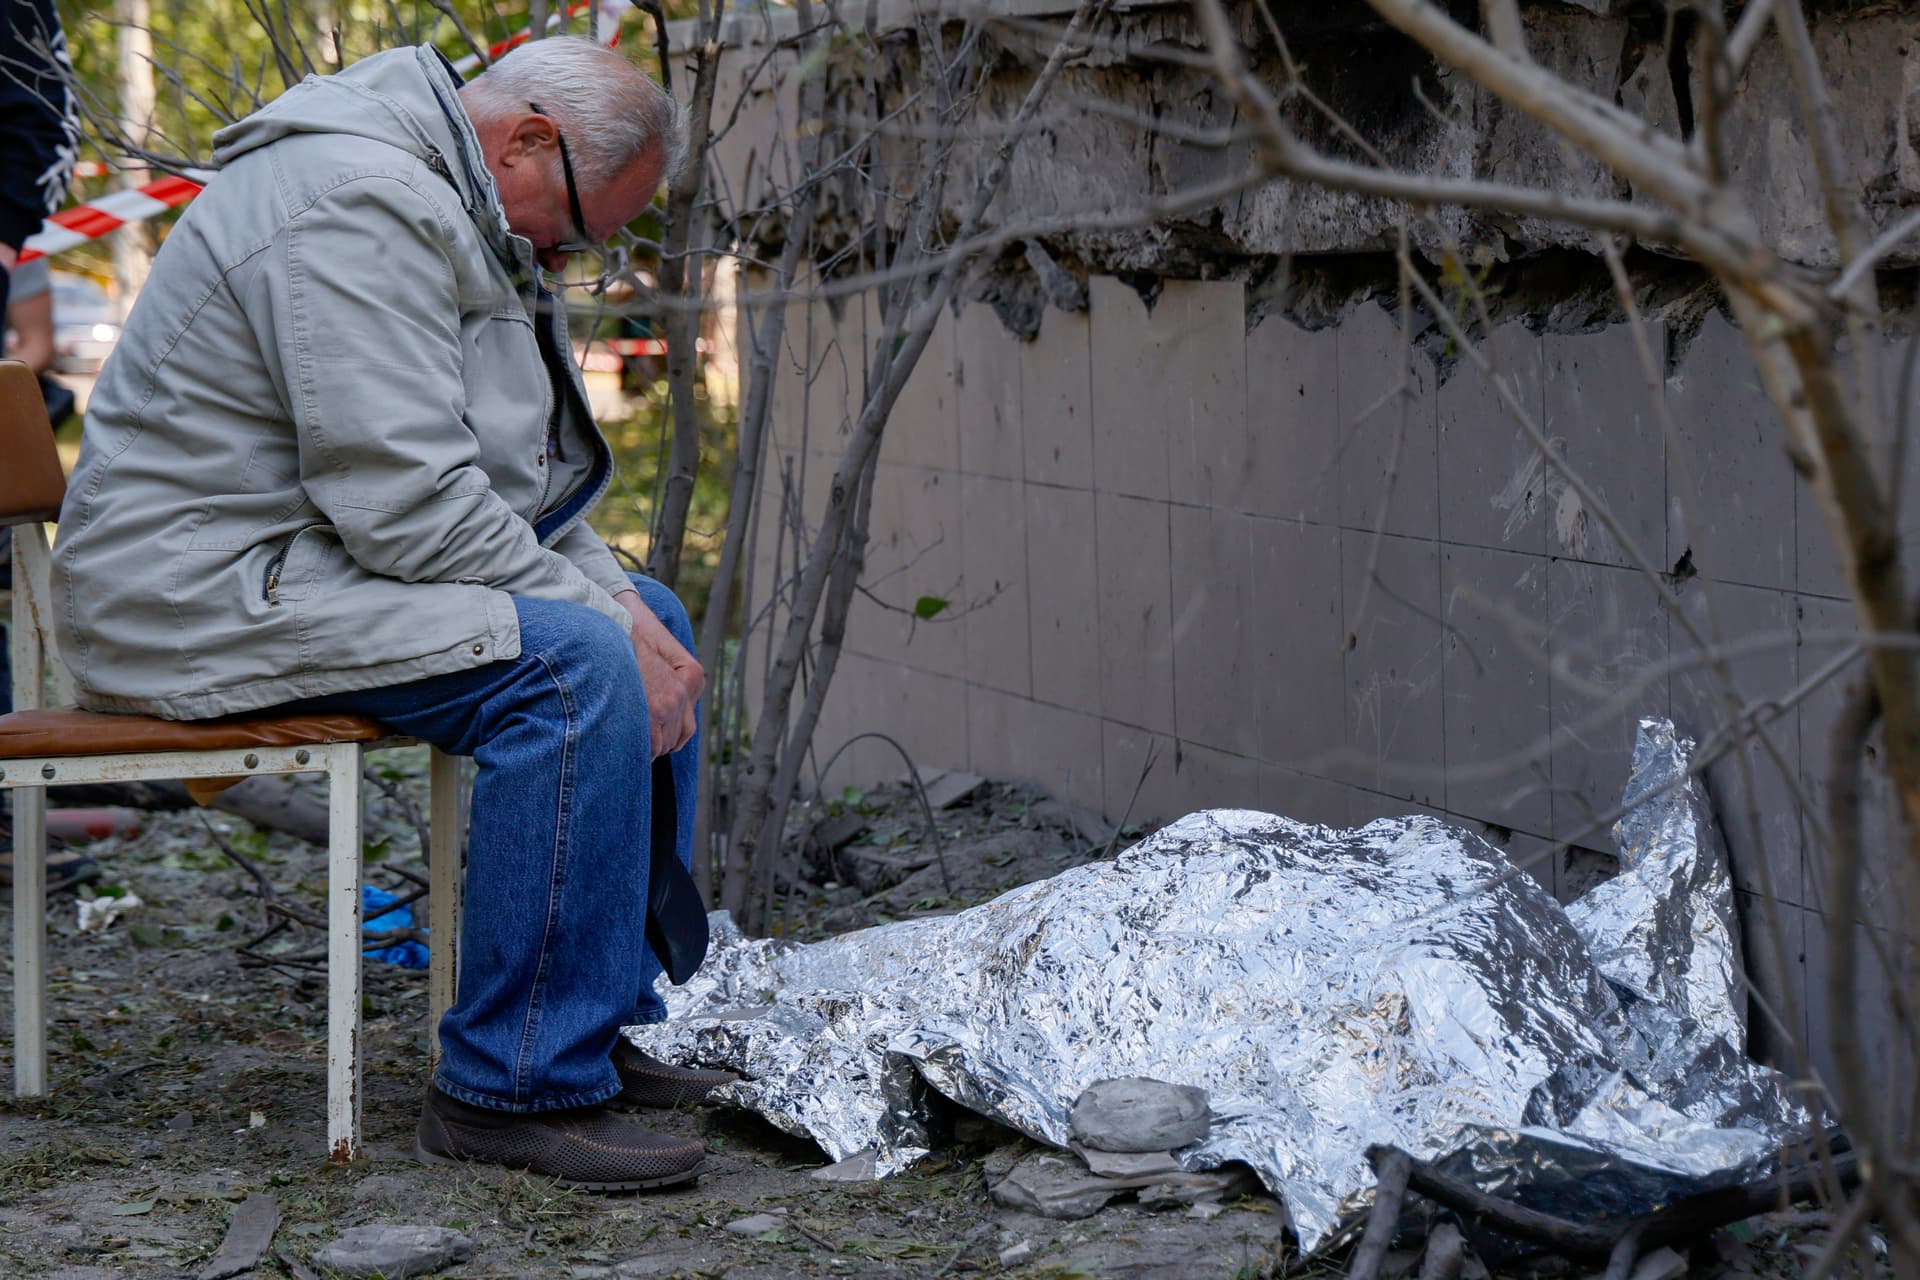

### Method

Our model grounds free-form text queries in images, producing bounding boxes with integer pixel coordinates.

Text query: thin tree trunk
[721,0,1110,919]
[646,38,723,588]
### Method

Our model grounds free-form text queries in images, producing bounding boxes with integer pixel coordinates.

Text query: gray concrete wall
[748,275,1912,1077]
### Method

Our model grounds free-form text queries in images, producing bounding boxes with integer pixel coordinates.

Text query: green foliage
[589,377,737,626]
[913,594,950,620]
[49,1,709,271]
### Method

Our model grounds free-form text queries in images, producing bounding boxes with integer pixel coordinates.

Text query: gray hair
[461,36,688,187]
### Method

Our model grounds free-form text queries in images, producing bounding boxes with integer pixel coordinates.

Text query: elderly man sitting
[50,36,731,1189]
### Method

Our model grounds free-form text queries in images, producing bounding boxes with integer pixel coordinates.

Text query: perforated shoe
[414,1085,704,1190]
[611,1037,739,1110]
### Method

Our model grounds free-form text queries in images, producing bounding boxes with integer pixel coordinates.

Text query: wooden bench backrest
[0,360,66,527]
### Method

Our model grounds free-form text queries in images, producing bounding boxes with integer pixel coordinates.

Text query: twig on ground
[1600,1224,1645,1280]
[805,731,955,896]
[363,763,431,864]
[1102,739,1161,860]
[1416,1222,1465,1280]
[194,812,278,902]
[1368,1145,1861,1260]
[1349,1147,1412,1280]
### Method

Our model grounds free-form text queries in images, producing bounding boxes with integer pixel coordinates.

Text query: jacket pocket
[262,524,333,606]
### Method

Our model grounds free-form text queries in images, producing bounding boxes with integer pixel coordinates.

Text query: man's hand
[618,590,704,758]
[0,243,17,272]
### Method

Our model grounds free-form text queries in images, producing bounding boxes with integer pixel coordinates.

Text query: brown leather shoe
[611,1037,739,1110]
[414,1085,704,1190]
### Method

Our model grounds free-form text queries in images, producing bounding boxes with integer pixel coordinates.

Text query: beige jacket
[53,46,633,719]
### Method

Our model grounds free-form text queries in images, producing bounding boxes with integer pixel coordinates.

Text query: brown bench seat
[0,708,386,758]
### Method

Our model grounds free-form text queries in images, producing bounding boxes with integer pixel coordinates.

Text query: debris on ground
[987,1150,1261,1221]
[1069,1077,1212,1152]
[75,887,142,933]
[310,1223,474,1277]
[722,1209,787,1236]
[195,1191,278,1280]
[906,766,986,811]
[0,736,1874,1278]
[45,808,143,844]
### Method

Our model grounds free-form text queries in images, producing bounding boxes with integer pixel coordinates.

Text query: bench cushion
[0,708,386,759]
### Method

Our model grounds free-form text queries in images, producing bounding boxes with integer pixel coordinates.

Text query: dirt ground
[0,757,1864,1279]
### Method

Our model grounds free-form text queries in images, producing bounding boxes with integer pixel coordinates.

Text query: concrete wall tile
[1671,581,1803,907]
[1486,829,1562,901]
[1542,325,1666,570]
[1245,316,1340,524]
[956,303,1024,481]
[1022,307,1094,489]
[1259,766,1354,829]
[1346,787,1446,828]
[1796,595,1899,927]
[1441,544,1553,835]
[814,650,970,789]
[1096,492,1175,733]
[1162,280,1250,511]
[1665,310,1796,591]
[1168,741,1263,813]
[960,473,1031,697]
[884,306,959,471]
[1101,720,1181,827]
[1804,912,1917,1109]
[1248,517,1345,776]
[1739,893,1809,1071]
[1026,484,1103,718]
[1343,531,1445,805]
[967,685,1105,816]
[1090,276,1171,500]
[769,298,831,453]
[1887,337,1920,570]
[1797,482,1848,600]
[757,443,832,565]
[766,298,806,453]
[850,462,967,678]
[1546,558,1670,852]
[1171,506,1258,758]
[1339,302,1440,541]
[1437,324,1548,553]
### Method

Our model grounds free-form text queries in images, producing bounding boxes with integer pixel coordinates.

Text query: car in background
[49,272,121,373]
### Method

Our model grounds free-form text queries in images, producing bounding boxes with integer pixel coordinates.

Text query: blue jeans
[283,573,698,1112]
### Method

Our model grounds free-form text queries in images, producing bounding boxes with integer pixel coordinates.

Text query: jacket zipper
[263,526,319,606]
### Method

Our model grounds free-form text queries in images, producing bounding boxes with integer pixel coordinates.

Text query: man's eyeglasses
[528,100,595,254]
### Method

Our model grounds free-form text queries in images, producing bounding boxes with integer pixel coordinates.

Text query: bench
[0,358,462,1162]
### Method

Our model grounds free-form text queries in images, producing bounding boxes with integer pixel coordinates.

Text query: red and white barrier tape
[453,0,631,73]
[20,1,632,264]
[18,172,209,264]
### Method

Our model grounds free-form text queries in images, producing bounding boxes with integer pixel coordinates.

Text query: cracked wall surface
[717,1,1919,1085]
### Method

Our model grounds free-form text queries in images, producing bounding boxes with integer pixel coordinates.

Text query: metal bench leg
[11,783,47,1097]
[325,743,363,1163]
[10,531,49,1097]
[426,747,462,1071]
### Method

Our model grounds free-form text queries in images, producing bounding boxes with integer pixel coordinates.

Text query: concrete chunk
[311,1225,473,1279]
[1069,1078,1211,1153]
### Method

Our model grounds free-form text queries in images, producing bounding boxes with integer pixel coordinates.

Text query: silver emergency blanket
[626,719,1810,1251]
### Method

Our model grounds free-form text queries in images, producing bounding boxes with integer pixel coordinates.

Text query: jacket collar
[412,46,537,281]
